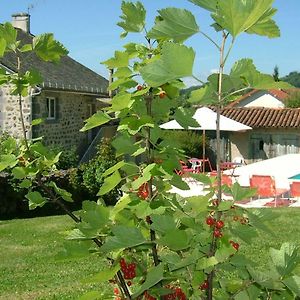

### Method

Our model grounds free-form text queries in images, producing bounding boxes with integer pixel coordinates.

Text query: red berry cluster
[113,287,122,300]
[137,183,149,199]
[120,258,136,280]
[144,291,157,300]
[229,240,240,251]
[199,279,209,290]
[205,216,224,238]
[162,287,186,300]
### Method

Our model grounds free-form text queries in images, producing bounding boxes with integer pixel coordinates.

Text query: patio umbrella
[160,107,252,168]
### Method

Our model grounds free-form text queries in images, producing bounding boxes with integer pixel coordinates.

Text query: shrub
[49,145,79,170]
[69,138,121,205]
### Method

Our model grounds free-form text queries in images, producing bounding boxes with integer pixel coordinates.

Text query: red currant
[213,229,223,238]
[200,280,209,290]
[113,287,119,295]
[137,85,143,91]
[215,220,224,229]
[206,216,215,226]
[159,91,166,98]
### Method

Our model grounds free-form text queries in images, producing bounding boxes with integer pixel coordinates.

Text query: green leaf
[188,0,218,12]
[56,241,92,261]
[131,163,156,190]
[49,181,73,202]
[230,225,258,244]
[196,256,218,270]
[132,264,165,298]
[0,23,17,51]
[31,118,44,126]
[100,225,146,252]
[215,244,236,262]
[0,154,18,171]
[117,1,146,34]
[111,92,134,111]
[173,107,199,129]
[118,115,154,135]
[97,170,122,196]
[0,37,6,57]
[247,266,284,290]
[147,8,199,42]
[19,179,32,189]
[20,43,32,52]
[102,50,129,68]
[159,229,191,251]
[102,161,126,178]
[82,264,120,284]
[150,214,177,234]
[230,59,292,89]
[212,0,279,38]
[12,167,27,179]
[112,67,132,78]
[140,42,195,87]
[245,7,280,38]
[184,195,210,212]
[283,276,300,297]
[231,183,257,201]
[269,243,300,277]
[33,33,68,62]
[25,191,47,210]
[80,111,111,132]
[112,134,139,156]
[169,174,190,190]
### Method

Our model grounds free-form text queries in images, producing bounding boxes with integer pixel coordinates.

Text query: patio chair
[289,181,300,201]
[249,175,288,207]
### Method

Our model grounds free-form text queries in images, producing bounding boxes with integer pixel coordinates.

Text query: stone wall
[0,84,31,139]
[32,90,105,155]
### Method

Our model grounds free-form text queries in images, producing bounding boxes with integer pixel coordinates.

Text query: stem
[200,31,221,50]
[145,94,160,267]
[192,75,206,86]
[223,36,235,66]
[207,31,228,300]
[16,54,30,151]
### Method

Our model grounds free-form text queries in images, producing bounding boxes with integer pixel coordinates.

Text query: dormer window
[46,97,56,120]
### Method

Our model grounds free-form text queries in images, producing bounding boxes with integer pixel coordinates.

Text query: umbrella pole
[202,130,206,173]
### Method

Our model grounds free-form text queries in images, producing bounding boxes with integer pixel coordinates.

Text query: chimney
[11,13,30,33]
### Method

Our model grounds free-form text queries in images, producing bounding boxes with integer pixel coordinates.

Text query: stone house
[0,13,112,156]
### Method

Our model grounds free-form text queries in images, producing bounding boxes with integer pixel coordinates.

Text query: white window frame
[46,97,56,120]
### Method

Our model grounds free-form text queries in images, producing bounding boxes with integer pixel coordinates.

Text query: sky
[1,0,300,86]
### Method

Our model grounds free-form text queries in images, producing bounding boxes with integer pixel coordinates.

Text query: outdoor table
[189,158,213,173]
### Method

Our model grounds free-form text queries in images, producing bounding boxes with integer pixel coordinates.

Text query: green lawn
[0,208,299,299]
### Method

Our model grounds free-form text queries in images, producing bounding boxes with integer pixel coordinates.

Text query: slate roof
[0,29,108,95]
[218,107,300,128]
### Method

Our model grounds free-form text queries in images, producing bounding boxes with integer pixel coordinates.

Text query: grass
[0,208,300,299]
[0,215,109,300]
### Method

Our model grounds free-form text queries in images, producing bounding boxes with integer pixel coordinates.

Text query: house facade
[0,13,110,155]
[220,107,300,164]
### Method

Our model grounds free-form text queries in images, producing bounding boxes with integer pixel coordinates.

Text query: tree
[0,1,299,300]
[273,65,279,81]
[281,71,300,87]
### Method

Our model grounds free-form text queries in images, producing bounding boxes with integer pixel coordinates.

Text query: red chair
[289,181,300,200]
[249,175,288,207]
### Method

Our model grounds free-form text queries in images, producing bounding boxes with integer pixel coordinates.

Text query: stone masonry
[0,84,31,139]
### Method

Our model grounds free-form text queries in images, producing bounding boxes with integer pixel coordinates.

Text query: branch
[200,31,221,50]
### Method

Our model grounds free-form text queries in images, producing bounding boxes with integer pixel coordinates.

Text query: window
[46,97,56,120]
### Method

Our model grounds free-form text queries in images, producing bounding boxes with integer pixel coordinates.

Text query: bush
[285,91,300,108]
[49,145,79,169]
[69,138,121,205]
[163,130,206,158]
